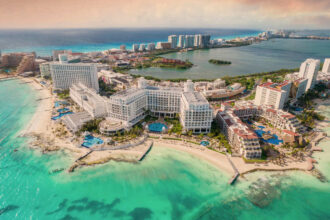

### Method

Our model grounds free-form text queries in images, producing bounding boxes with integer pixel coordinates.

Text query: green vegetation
[112,124,144,142]
[131,68,298,89]
[163,137,182,141]
[208,121,232,153]
[79,118,104,134]
[244,91,256,100]
[222,68,298,90]
[147,49,181,57]
[282,141,308,149]
[157,61,193,69]
[296,83,327,128]
[135,57,193,70]
[227,41,252,47]
[208,59,232,65]
[165,117,183,136]
[57,89,70,99]
[297,83,327,108]
[144,115,158,123]
[243,157,267,163]
[296,110,325,128]
[112,66,131,73]
[98,78,116,97]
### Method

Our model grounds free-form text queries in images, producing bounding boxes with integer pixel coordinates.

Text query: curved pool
[200,141,209,146]
[148,123,168,133]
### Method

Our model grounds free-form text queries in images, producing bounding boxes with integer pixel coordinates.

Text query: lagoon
[129,38,330,79]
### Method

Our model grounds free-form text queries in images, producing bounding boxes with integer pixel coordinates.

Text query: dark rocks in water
[59,214,79,220]
[129,207,153,220]
[13,149,18,152]
[49,168,65,174]
[246,177,282,208]
[310,169,327,183]
[0,205,19,215]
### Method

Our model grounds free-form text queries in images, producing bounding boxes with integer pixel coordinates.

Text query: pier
[139,141,153,161]
[226,154,240,185]
[75,150,93,162]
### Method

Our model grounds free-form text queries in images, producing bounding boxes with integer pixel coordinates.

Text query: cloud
[0,0,329,29]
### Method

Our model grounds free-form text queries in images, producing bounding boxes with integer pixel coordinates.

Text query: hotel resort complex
[1,34,329,161]
[64,77,213,135]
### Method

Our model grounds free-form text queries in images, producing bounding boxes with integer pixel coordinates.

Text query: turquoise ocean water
[0,28,261,56]
[0,80,330,219]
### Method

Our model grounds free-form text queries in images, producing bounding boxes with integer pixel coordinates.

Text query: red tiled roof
[283,130,299,136]
[260,82,274,87]
[281,114,295,119]
[225,119,233,126]
[266,108,277,113]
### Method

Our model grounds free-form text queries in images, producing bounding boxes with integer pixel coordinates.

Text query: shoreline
[13,77,330,181]
[154,140,235,175]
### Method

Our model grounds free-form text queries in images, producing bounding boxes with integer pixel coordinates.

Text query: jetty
[226,154,240,185]
[139,141,153,161]
[75,150,93,162]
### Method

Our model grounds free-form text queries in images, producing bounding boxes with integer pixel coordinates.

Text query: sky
[0,0,329,29]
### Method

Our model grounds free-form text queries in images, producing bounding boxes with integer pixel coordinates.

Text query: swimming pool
[82,135,104,148]
[200,141,209,146]
[54,101,69,108]
[57,108,70,113]
[51,111,73,120]
[255,129,283,145]
[148,123,168,133]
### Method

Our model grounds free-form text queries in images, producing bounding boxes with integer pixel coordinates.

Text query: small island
[209,59,232,65]
[135,57,193,70]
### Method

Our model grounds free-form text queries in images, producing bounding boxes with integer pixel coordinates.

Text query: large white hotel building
[51,62,99,92]
[298,58,320,91]
[254,81,292,109]
[46,54,99,92]
[66,78,213,134]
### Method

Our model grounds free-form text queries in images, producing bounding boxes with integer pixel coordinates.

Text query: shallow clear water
[0,79,330,219]
[130,38,330,79]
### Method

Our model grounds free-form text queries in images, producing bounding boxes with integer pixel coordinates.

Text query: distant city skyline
[0,0,329,29]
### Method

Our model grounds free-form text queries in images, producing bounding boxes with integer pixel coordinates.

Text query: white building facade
[254,81,292,109]
[298,58,320,91]
[178,35,185,48]
[168,35,178,49]
[50,62,99,92]
[322,58,330,74]
[70,83,107,118]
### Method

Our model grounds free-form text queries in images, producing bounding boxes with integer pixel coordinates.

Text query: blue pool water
[51,111,73,120]
[258,126,265,129]
[148,123,168,133]
[295,107,304,112]
[200,141,210,146]
[255,129,283,145]
[57,108,70,113]
[82,135,104,148]
[54,101,69,108]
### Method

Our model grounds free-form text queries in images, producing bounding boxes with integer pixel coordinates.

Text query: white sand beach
[19,77,53,135]
[154,140,235,175]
